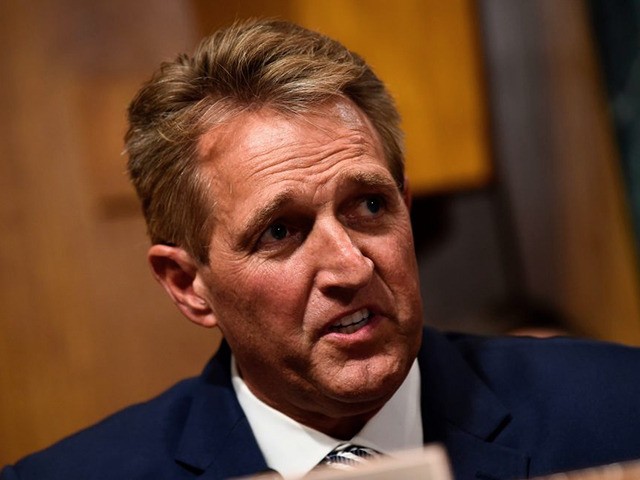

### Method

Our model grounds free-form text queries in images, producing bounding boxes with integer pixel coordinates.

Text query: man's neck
[295,409,379,440]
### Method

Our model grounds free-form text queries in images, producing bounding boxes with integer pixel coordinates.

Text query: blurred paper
[532,461,640,480]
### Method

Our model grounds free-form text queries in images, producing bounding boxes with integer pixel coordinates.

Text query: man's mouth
[328,308,372,334]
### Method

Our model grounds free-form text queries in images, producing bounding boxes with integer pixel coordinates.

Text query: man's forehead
[263,169,398,205]
[196,98,396,231]
[196,99,377,164]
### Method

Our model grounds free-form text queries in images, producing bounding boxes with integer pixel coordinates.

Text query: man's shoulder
[441,331,640,395]
[2,376,203,480]
[2,343,265,480]
[422,327,640,409]
[444,329,640,356]
[447,331,640,439]
[426,329,640,474]
[444,331,640,380]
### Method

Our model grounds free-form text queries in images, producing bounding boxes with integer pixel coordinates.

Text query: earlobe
[147,245,218,328]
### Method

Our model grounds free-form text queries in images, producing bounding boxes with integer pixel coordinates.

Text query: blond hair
[126,19,404,263]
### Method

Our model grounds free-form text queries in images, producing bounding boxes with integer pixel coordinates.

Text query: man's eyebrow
[236,190,296,251]
[337,171,399,191]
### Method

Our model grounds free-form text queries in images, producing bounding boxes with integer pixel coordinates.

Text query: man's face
[194,99,423,434]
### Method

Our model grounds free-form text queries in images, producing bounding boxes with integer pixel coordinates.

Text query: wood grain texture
[0,0,219,464]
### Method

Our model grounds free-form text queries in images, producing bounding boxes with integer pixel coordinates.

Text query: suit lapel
[419,328,530,479]
[445,430,529,480]
[174,342,271,479]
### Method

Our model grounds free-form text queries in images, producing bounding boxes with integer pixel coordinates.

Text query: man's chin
[319,359,409,407]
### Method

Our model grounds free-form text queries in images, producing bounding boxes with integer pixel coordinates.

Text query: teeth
[330,309,371,333]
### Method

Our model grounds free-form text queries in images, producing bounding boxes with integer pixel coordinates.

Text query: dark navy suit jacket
[3,327,640,479]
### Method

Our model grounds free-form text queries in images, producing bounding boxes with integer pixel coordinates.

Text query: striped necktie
[316,443,381,470]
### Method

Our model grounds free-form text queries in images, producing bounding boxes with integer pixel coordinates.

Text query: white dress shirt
[232,358,423,479]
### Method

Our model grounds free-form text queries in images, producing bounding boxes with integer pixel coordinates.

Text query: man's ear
[402,176,412,210]
[147,244,217,328]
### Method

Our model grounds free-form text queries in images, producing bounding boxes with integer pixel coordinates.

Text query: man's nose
[311,220,374,294]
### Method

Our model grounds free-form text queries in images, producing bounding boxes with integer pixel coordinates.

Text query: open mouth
[328,308,372,334]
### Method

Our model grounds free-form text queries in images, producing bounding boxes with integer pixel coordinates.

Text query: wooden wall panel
[0,0,220,464]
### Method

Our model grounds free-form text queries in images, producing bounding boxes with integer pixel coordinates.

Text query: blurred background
[1,0,639,465]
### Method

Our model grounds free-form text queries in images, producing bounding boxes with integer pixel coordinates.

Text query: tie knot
[317,443,382,470]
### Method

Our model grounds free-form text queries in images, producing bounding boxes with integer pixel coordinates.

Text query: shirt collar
[232,359,423,479]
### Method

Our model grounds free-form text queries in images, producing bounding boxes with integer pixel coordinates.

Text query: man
[3,19,640,480]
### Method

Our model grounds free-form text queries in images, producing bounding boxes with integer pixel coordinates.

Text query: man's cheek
[256,266,310,305]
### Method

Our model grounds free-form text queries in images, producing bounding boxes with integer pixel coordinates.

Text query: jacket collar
[419,327,530,479]
[174,341,271,479]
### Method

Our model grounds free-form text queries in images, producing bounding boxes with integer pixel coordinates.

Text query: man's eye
[365,197,382,214]
[259,223,290,244]
[358,196,385,216]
